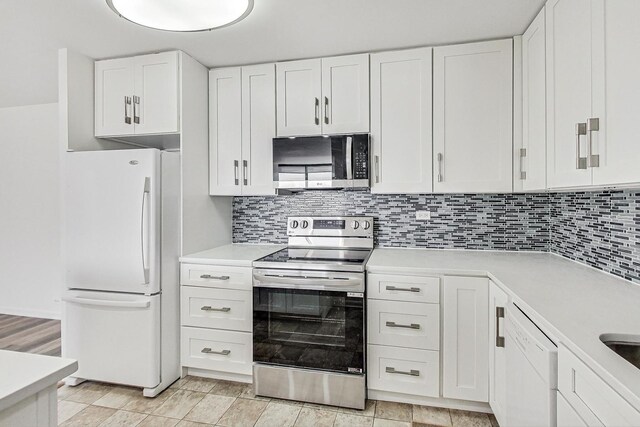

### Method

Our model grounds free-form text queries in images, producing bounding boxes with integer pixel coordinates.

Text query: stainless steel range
[252,216,373,410]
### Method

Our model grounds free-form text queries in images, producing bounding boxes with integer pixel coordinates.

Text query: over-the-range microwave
[272,134,370,191]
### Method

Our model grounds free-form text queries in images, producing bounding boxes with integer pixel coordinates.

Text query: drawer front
[368,299,440,350]
[181,327,252,375]
[368,273,440,303]
[180,264,252,290]
[181,286,251,332]
[368,344,439,397]
[558,344,640,427]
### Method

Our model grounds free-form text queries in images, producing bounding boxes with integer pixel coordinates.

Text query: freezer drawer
[62,290,160,388]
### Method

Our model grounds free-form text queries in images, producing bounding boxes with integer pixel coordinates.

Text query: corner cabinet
[95,51,179,137]
[276,54,369,137]
[488,281,508,426]
[433,40,513,193]
[370,48,433,194]
[209,64,276,196]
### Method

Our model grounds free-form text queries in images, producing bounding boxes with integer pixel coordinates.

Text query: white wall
[0,103,62,319]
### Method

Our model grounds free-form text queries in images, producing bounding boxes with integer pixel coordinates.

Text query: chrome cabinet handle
[386,321,420,330]
[124,96,132,124]
[437,153,443,182]
[496,306,505,348]
[587,118,600,167]
[386,285,420,293]
[314,97,320,125]
[324,96,329,125]
[243,160,248,186]
[575,123,587,169]
[201,348,231,356]
[386,367,419,376]
[519,148,527,180]
[133,95,140,124]
[234,160,239,185]
[141,177,151,284]
[200,274,230,280]
[374,155,380,183]
[201,306,231,312]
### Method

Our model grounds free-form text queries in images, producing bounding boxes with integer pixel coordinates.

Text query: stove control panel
[287,216,374,238]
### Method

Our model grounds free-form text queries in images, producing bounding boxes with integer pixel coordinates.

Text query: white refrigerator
[62,148,180,397]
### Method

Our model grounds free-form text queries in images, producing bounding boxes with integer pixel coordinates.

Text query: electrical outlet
[415,211,431,220]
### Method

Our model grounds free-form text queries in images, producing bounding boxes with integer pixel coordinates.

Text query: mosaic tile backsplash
[233,189,640,283]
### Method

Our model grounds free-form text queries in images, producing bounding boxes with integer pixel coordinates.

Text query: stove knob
[300,220,309,229]
[351,220,360,230]
[290,220,299,229]
[362,220,371,230]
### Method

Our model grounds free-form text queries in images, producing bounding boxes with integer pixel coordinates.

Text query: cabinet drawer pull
[201,306,231,312]
[496,306,505,348]
[575,123,587,169]
[386,367,419,376]
[200,274,230,280]
[386,321,420,330]
[201,348,230,356]
[386,285,420,293]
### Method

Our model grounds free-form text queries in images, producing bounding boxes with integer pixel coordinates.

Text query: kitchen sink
[601,334,640,370]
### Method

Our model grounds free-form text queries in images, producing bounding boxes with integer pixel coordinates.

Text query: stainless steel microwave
[272,134,370,191]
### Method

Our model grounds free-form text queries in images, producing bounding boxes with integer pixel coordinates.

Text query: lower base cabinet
[557,392,588,427]
[489,281,508,425]
[181,327,252,375]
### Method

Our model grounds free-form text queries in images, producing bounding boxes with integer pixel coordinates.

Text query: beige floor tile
[450,410,492,427]
[57,400,87,424]
[98,410,147,426]
[413,405,452,426]
[268,397,304,406]
[333,412,374,427]
[339,399,376,416]
[294,407,337,427]
[209,380,250,398]
[170,376,193,389]
[93,387,140,409]
[183,394,235,424]
[137,415,180,427]
[176,421,214,427]
[303,401,340,412]
[255,401,301,427]
[152,389,206,419]
[216,397,268,427]
[181,376,218,393]
[375,401,412,422]
[65,382,114,405]
[60,405,117,427]
[57,385,79,401]
[238,384,270,401]
[373,418,411,427]
[121,388,176,414]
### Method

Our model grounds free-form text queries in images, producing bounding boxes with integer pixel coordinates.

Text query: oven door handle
[253,273,363,292]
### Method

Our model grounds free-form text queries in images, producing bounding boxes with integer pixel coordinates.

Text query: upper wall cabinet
[433,39,513,193]
[276,54,369,137]
[370,48,433,194]
[521,7,547,191]
[209,64,276,196]
[95,51,179,137]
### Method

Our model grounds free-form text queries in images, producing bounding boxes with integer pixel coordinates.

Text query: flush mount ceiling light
[106,0,254,32]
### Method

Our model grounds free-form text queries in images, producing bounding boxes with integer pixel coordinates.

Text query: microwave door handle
[346,136,353,180]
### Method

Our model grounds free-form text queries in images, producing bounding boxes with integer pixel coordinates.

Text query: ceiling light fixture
[106,0,254,32]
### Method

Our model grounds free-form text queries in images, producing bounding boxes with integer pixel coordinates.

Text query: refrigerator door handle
[62,296,151,309]
[141,177,151,284]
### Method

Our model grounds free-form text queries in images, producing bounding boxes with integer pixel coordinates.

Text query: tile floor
[57,376,499,427]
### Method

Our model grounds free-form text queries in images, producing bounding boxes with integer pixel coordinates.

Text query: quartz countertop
[367,248,640,409]
[0,350,77,412]
[180,243,285,267]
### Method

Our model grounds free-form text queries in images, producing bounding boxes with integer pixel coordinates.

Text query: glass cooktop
[253,248,372,272]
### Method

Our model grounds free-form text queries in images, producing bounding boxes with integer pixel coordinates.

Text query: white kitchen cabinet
[442,276,489,402]
[521,6,547,191]
[210,64,277,196]
[433,40,513,193]
[488,281,508,427]
[276,54,369,137]
[557,392,589,427]
[370,48,433,194]
[95,51,179,137]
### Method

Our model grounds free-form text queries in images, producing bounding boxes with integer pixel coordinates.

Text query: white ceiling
[0,0,545,109]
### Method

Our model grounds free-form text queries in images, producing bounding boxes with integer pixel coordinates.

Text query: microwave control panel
[353,137,369,180]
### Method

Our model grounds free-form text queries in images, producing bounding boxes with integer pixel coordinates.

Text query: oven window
[253,288,364,374]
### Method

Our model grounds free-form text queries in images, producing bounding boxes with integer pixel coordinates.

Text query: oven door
[253,271,365,374]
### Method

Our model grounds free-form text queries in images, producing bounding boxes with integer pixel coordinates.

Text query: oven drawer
[368,300,440,350]
[181,327,252,375]
[181,286,252,332]
[368,273,440,303]
[180,264,252,290]
[368,344,440,397]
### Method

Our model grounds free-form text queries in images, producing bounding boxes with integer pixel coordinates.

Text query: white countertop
[0,350,77,412]
[367,248,640,409]
[180,243,285,267]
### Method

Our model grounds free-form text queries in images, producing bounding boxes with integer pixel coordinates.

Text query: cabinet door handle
[133,95,140,124]
[324,96,329,125]
[575,123,587,169]
[200,274,230,280]
[243,160,248,186]
[496,306,505,348]
[374,155,380,183]
[386,285,420,293]
[386,321,420,330]
[437,152,444,182]
[124,96,132,124]
[386,367,420,376]
[519,148,527,180]
[201,348,231,356]
[201,306,231,312]
[234,160,239,185]
[314,97,320,125]
[587,118,600,167]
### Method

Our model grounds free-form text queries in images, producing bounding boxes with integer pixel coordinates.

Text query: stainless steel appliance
[272,134,370,191]
[252,216,373,409]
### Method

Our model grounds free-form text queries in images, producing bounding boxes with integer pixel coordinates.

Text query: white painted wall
[0,103,62,319]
